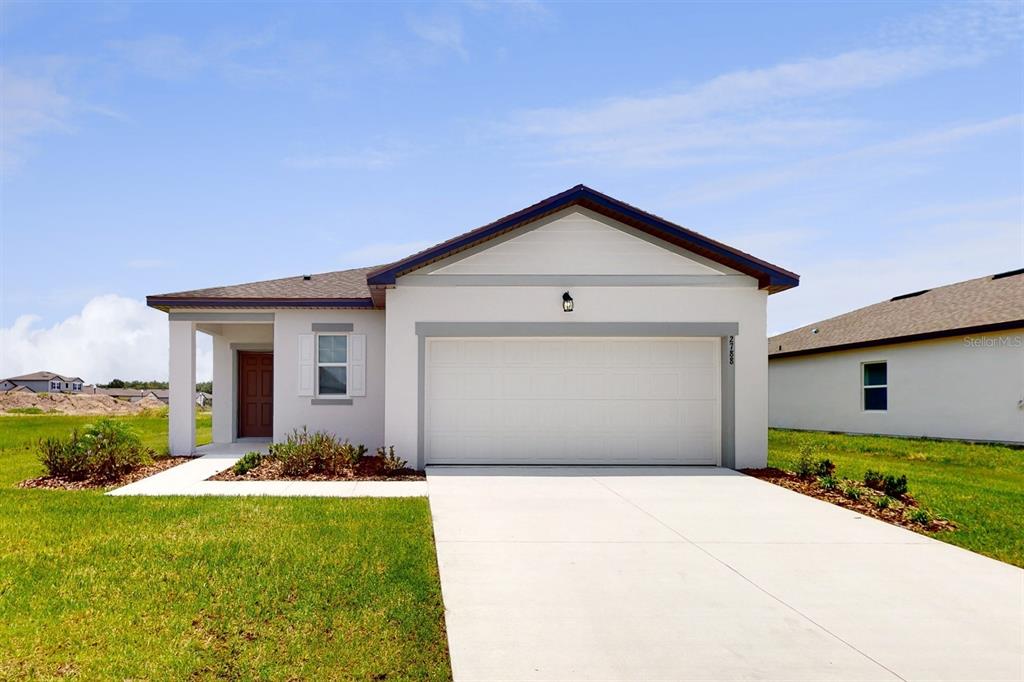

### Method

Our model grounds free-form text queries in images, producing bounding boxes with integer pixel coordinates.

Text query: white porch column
[168,320,196,455]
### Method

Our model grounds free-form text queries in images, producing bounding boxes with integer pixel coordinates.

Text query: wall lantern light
[562,291,574,313]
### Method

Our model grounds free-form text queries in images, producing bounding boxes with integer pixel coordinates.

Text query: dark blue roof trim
[147,296,376,310]
[367,185,799,293]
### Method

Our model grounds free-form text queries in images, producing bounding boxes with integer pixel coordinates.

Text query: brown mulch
[209,455,425,482]
[18,456,190,491]
[742,467,956,534]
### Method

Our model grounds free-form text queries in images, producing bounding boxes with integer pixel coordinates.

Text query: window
[863,362,887,411]
[50,380,60,391]
[316,334,348,397]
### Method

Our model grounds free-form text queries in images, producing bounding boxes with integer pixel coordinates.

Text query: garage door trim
[416,322,738,467]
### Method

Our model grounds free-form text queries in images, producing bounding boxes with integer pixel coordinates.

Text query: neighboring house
[147,185,799,469]
[769,269,1024,444]
[0,372,84,393]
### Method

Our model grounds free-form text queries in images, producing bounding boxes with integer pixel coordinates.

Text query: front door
[238,352,273,438]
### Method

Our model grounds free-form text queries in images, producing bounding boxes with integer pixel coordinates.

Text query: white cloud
[407,13,467,59]
[0,295,212,384]
[106,35,204,80]
[0,68,71,170]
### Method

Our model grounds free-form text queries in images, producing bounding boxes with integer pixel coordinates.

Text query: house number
[728,336,735,365]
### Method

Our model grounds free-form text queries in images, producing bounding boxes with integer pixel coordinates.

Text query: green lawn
[769,429,1024,567]
[0,413,451,680]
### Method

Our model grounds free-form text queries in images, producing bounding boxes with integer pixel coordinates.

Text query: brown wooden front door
[238,352,273,438]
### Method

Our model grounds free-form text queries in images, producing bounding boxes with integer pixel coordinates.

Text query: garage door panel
[425,337,721,465]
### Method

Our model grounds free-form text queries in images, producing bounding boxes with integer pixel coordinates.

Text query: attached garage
[424,335,723,465]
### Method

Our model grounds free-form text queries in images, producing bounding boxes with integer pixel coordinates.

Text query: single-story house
[769,269,1024,444]
[148,185,799,469]
[0,372,84,393]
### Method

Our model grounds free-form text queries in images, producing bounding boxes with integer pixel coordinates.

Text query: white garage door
[424,337,721,465]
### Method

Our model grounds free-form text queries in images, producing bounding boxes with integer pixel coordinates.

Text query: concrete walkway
[427,466,1023,682]
[108,442,427,497]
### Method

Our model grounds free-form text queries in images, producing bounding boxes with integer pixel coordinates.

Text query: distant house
[0,372,84,394]
[80,386,209,407]
[769,269,1024,444]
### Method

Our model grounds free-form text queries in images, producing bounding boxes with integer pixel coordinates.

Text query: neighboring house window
[863,362,887,411]
[50,381,60,390]
[316,334,348,397]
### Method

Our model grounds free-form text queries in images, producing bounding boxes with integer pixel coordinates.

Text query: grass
[0,413,451,680]
[769,429,1024,567]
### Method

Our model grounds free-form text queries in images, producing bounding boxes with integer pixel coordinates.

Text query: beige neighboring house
[769,269,1024,444]
[147,185,800,469]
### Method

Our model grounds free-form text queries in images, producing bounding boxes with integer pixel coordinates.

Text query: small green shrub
[38,419,149,480]
[377,446,407,473]
[842,483,862,500]
[269,428,366,476]
[232,450,264,475]
[795,445,818,479]
[817,474,838,491]
[863,469,885,489]
[875,495,892,510]
[907,508,932,525]
[883,474,908,499]
[815,459,836,477]
[39,432,91,480]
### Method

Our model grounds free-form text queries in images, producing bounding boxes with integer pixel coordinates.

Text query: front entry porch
[168,314,275,455]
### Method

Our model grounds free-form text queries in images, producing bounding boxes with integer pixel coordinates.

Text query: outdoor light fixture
[562,291,574,313]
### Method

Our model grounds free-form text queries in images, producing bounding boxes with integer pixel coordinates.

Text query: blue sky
[1,0,1021,382]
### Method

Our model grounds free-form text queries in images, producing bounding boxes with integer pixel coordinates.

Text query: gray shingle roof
[3,371,83,382]
[770,269,1024,357]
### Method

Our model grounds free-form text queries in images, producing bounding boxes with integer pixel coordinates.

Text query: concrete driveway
[426,466,1023,682]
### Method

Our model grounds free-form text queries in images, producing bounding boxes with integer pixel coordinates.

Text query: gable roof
[366,185,799,295]
[148,185,798,310]
[2,371,84,383]
[770,269,1024,358]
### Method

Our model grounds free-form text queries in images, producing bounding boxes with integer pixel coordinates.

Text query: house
[768,269,1024,444]
[148,185,799,469]
[0,372,84,393]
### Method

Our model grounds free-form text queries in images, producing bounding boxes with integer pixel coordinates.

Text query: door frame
[415,322,738,468]
[234,347,274,440]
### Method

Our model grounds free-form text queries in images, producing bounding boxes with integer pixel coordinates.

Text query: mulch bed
[209,455,425,482]
[18,456,190,491]
[742,467,956,534]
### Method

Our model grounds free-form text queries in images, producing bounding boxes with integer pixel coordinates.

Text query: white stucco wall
[272,309,386,448]
[768,330,1024,443]
[384,284,770,470]
[209,323,274,444]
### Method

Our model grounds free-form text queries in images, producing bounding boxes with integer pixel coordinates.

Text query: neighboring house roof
[1,371,84,383]
[769,268,1024,358]
[147,185,799,311]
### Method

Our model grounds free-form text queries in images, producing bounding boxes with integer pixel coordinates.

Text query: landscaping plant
[842,483,862,501]
[378,445,407,473]
[817,474,838,491]
[882,474,909,499]
[863,469,885,490]
[232,450,264,475]
[38,418,150,481]
[269,428,368,476]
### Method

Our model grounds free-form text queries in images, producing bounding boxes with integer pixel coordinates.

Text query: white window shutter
[348,334,366,397]
[298,333,315,396]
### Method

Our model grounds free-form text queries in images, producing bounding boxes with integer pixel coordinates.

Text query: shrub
[907,508,932,525]
[377,446,407,473]
[842,483,862,501]
[39,432,91,480]
[817,475,838,491]
[38,419,149,481]
[269,428,366,477]
[883,474,909,499]
[863,469,885,490]
[816,459,836,477]
[232,450,264,475]
[875,495,892,510]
